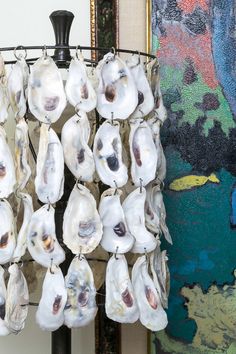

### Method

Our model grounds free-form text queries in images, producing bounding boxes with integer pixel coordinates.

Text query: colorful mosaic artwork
[150,0,236,353]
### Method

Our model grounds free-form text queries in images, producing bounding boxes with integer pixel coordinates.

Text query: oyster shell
[147,117,166,182]
[15,118,31,191]
[7,57,29,119]
[122,187,158,253]
[150,247,170,309]
[63,184,102,254]
[0,199,16,264]
[36,265,67,331]
[145,183,172,244]
[129,118,157,187]
[64,255,97,328]
[0,126,16,198]
[127,55,154,118]
[35,124,64,204]
[13,193,33,262]
[148,58,167,123]
[132,255,168,331]
[0,266,10,336]
[0,54,7,85]
[96,52,138,120]
[0,83,9,124]
[28,55,66,124]
[5,263,29,334]
[61,112,95,182]
[99,188,134,253]
[105,254,139,323]
[27,204,65,268]
[93,120,128,187]
[65,54,97,112]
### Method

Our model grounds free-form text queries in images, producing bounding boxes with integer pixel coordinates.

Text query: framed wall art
[148,0,236,353]
[90,0,119,60]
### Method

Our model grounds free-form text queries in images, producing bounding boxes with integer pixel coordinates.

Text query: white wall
[0,0,91,62]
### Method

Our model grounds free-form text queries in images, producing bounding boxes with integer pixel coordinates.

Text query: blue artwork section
[162,147,236,342]
[212,0,236,117]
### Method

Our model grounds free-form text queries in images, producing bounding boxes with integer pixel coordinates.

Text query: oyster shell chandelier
[0,10,171,340]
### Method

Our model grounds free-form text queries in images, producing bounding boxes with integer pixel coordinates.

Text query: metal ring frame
[1,45,156,65]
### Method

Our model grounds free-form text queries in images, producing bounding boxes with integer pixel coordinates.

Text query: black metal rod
[1,44,156,58]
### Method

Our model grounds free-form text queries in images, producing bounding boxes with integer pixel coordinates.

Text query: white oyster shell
[122,187,157,253]
[65,54,97,112]
[147,117,166,182]
[5,263,29,334]
[0,266,10,336]
[28,55,66,124]
[129,118,157,187]
[149,58,167,123]
[105,254,139,323]
[13,193,33,262]
[99,188,134,253]
[35,124,64,204]
[15,118,31,191]
[63,184,102,254]
[0,54,7,85]
[150,247,170,309]
[61,112,95,182]
[132,255,168,331]
[36,265,67,331]
[0,126,16,198]
[145,183,172,244]
[7,57,29,119]
[96,52,138,120]
[64,255,97,328]
[0,83,9,124]
[93,120,128,187]
[27,204,65,268]
[0,199,16,264]
[127,55,154,118]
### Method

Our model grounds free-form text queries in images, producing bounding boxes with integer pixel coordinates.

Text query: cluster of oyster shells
[0,49,171,334]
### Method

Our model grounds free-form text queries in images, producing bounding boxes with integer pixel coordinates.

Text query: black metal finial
[49,10,74,65]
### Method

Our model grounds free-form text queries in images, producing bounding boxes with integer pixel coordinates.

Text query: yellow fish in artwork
[169,173,220,192]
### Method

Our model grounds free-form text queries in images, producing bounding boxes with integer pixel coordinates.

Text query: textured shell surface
[99,188,134,253]
[148,58,167,123]
[127,55,154,119]
[129,118,157,187]
[36,265,67,331]
[96,52,138,120]
[93,120,128,187]
[0,199,16,264]
[13,193,33,262]
[0,83,9,124]
[147,116,166,181]
[150,184,172,244]
[65,55,97,112]
[145,182,160,235]
[122,187,157,253]
[64,255,97,328]
[61,113,95,182]
[63,184,103,254]
[7,57,28,119]
[27,204,65,267]
[15,118,31,191]
[0,266,10,336]
[35,124,64,204]
[150,247,170,309]
[0,126,16,198]
[28,55,66,124]
[0,54,7,85]
[132,255,167,331]
[5,263,29,334]
[105,254,139,323]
